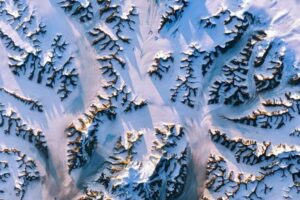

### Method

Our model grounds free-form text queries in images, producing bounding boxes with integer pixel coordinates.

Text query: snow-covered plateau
[1,0,300,199]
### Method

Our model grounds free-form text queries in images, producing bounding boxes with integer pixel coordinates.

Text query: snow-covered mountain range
[0,0,300,199]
